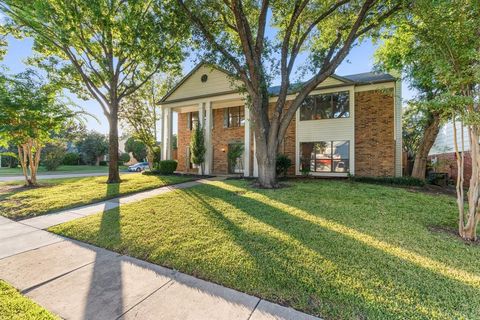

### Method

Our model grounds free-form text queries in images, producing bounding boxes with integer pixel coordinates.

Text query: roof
[160,62,396,103]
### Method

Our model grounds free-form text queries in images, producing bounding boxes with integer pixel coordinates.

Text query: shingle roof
[267,72,395,96]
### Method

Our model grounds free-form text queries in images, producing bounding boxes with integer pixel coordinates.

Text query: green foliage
[62,152,81,165]
[152,146,161,167]
[76,131,108,165]
[227,143,243,173]
[42,144,66,171]
[125,137,147,162]
[0,70,74,149]
[190,125,206,169]
[157,160,178,175]
[276,154,292,178]
[348,175,426,187]
[119,153,130,163]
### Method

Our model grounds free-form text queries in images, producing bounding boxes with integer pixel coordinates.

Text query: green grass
[0,165,126,177]
[50,180,480,320]
[0,174,192,219]
[0,280,58,320]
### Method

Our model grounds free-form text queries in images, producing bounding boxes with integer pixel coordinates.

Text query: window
[300,91,349,120]
[300,141,350,173]
[225,106,245,128]
[188,111,199,130]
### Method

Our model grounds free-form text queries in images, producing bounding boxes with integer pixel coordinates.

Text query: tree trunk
[18,145,30,186]
[412,112,441,179]
[255,140,278,188]
[107,103,121,183]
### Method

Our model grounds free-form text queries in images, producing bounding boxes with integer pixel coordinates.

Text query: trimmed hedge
[348,175,425,187]
[157,160,178,175]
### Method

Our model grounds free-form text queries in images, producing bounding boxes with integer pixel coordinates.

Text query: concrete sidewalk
[0,194,322,320]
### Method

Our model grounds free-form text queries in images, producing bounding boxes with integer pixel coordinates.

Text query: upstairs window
[300,91,349,120]
[224,106,245,128]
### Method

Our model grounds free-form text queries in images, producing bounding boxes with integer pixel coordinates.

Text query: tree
[177,0,405,188]
[125,137,147,162]
[0,0,187,183]
[375,14,448,179]
[0,71,76,186]
[190,124,206,175]
[388,0,479,240]
[120,75,177,168]
[76,131,108,166]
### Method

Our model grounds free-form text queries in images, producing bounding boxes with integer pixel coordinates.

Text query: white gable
[165,65,238,102]
[317,76,347,88]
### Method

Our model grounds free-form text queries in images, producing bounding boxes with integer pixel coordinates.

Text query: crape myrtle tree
[391,0,480,240]
[0,0,188,183]
[0,71,78,186]
[178,0,407,188]
[190,124,206,175]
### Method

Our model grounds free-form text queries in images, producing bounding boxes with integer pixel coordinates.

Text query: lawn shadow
[182,182,480,319]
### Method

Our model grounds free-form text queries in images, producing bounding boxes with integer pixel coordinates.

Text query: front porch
[160,97,257,177]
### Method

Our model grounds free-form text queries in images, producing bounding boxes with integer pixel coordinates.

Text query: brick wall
[177,112,194,173]
[428,152,472,184]
[354,89,395,176]
[176,103,296,176]
[211,108,246,174]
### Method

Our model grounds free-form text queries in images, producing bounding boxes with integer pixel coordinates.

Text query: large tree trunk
[107,103,121,184]
[412,112,441,179]
[255,142,278,188]
[462,126,480,241]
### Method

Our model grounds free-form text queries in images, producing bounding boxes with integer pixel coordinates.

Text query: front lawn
[0,280,58,320]
[0,174,192,219]
[0,165,126,177]
[50,180,480,320]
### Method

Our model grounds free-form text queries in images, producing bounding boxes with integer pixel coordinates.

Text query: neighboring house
[429,122,473,182]
[159,63,402,177]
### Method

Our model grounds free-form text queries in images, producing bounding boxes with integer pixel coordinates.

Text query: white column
[244,106,251,176]
[198,102,205,174]
[162,107,172,160]
[204,101,213,174]
[253,133,258,177]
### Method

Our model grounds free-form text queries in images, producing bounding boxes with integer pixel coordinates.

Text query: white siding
[316,77,345,87]
[430,121,471,155]
[166,65,238,101]
[295,86,355,176]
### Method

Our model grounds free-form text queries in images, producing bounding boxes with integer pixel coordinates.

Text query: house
[428,122,472,182]
[159,63,402,177]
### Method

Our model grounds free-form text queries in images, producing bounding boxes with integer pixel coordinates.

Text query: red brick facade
[354,89,396,176]
[175,90,395,177]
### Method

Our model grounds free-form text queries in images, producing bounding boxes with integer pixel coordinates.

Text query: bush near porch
[50,179,480,320]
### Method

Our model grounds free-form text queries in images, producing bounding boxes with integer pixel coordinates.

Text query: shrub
[276,154,292,177]
[152,146,161,169]
[43,146,65,171]
[99,160,108,166]
[157,160,177,175]
[348,175,425,187]
[63,152,81,165]
[119,152,130,163]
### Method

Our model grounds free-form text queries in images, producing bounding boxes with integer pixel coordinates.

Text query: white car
[128,162,149,172]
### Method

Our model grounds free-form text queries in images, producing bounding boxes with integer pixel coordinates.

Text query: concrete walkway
[0,178,321,320]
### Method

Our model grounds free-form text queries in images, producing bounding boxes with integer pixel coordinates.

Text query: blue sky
[2,36,415,135]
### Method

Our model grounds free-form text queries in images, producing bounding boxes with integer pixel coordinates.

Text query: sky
[1,36,415,136]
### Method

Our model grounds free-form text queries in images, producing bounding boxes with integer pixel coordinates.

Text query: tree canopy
[0,0,189,183]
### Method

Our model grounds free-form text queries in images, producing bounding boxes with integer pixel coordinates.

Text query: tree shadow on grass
[177,182,480,320]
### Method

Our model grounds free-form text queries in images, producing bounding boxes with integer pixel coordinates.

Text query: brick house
[159,63,402,177]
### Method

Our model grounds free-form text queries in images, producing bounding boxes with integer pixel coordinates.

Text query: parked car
[128,162,149,172]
